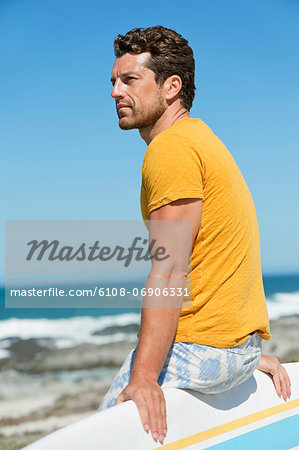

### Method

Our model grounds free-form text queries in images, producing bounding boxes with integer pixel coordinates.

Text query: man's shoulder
[151,117,214,146]
[147,117,215,157]
[142,119,207,174]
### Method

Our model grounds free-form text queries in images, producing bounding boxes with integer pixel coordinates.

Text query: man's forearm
[131,306,182,381]
[131,275,185,381]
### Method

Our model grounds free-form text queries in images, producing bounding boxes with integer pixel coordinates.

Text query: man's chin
[118,118,137,130]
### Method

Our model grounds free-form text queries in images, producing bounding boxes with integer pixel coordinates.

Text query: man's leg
[156,333,262,394]
[98,334,262,411]
[98,347,138,411]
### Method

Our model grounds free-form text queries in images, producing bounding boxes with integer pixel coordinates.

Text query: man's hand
[257,354,291,400]
[116,375,167,444]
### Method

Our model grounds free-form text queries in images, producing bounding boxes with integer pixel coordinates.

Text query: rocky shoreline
[0,316,298,449]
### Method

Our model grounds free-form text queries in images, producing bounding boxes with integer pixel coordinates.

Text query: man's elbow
[149,261,188,278]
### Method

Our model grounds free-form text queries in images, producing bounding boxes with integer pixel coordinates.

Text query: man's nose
[111,79,125,99]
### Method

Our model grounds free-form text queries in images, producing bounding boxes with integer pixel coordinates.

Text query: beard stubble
[118,93,167,130]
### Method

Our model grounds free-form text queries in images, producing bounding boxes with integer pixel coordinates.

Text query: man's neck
[139,108,190,145]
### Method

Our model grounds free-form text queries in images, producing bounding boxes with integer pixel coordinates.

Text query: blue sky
[1,0,298,275]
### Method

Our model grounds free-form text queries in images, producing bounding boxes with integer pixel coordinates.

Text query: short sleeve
[142,133,205,214]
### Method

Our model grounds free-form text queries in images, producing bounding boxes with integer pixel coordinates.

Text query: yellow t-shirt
[140,117,270,347]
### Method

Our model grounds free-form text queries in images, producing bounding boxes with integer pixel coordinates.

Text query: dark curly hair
[113,26,196,111]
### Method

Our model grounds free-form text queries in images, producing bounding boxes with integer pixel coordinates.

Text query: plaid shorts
[98,333,262,411]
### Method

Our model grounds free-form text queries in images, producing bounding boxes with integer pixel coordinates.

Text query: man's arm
[116,198,202,444]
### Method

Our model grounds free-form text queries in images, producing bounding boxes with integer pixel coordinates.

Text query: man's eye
[125,77,135,83]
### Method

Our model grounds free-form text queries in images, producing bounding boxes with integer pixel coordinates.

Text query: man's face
[110,52,167,130]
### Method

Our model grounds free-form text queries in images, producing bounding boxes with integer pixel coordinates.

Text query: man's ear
[164,75,182,102]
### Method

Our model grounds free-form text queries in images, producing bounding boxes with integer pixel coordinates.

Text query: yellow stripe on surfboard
[159,398,299,449]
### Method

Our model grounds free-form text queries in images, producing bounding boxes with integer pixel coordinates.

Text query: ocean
[0,274,298,359]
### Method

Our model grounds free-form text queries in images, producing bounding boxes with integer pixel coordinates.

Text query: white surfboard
[23,363,299,449]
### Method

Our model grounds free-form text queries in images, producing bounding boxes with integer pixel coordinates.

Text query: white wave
[0,349,11,358]
[0,313,140,348]
[0,291,298,354]
[266,291,299,320]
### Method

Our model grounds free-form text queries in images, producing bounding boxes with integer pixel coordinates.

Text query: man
[99,26,291,444]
